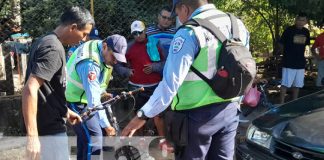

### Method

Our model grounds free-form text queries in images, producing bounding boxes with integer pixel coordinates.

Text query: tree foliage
[0,0,10,17]
[1,0,22,42]
[211,0,294,56]
[20,0,84,37]
[16,0,324,56]
[20,0,171,39]
[269,0,324,26]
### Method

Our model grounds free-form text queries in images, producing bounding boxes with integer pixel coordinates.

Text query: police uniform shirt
[141,4,250,117]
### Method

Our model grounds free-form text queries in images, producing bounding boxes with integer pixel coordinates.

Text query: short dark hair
[60,6,95,30]
[160,6,172,13]
[297,12,307,18]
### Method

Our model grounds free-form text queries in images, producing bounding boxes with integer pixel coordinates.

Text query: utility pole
[90,0,94,17]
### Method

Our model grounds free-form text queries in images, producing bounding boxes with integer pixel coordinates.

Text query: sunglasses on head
[160,14,173,21]
[132,31,144,36]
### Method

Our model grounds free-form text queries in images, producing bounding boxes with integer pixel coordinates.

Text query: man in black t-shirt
[22,6,94,160]
[278,12,310,104]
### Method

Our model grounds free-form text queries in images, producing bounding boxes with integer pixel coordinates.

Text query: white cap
[130,20,145,34]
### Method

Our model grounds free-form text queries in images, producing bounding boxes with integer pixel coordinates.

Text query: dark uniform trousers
[175,102,239,160]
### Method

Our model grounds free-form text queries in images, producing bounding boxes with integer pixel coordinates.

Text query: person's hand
[67,108,82,125]
[101,92,113,102]
[121,117,146,137]
[159,138,175,153]
[129,69,134,77]
[143,64,153,74]
[26,135,40,160]
[104,126,116,136]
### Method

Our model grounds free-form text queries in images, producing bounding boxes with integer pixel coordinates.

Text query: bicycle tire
[115,145,141,160]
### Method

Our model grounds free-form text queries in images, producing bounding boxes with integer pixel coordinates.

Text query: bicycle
[81,88,165,160]
[241,79,280,117]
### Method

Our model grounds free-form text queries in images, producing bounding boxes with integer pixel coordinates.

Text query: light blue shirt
[76,43,111,128]
[141,4,250,117]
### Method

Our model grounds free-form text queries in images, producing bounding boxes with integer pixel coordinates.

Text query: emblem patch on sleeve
[88,71,97,81]
[172,36,185,54]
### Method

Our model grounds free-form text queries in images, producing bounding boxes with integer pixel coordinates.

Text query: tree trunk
[10,0,21,27]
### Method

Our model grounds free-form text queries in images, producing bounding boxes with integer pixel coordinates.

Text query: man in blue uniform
[122,0,250,159]
[66,34,127,160]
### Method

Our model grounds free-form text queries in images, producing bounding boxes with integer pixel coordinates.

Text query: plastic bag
[242,86,261,107]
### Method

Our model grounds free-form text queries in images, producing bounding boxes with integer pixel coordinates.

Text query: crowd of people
[21,0,323,160]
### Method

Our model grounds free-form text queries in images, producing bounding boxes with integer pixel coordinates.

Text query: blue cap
[171,0,180,17]
[105,34,127,63]
[89,27,100,40]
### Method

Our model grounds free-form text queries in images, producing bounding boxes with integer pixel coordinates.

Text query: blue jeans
[175,102,239,160]
[68,103,102,160]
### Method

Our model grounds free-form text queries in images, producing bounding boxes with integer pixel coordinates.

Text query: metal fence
[0,0,173,96]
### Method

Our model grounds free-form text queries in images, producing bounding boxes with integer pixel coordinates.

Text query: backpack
[183,13,256,99]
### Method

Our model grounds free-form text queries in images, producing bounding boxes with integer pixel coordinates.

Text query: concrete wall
[0,94,135,136]
[0,95,24,136]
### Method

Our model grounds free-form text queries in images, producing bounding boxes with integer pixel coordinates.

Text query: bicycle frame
[258,82,278,110]
[80,87,144,135]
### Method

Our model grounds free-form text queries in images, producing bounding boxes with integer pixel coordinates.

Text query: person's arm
[76,60,111,128]
[22,74,43,136]
[151,47,166,73]
[66,108,82,125]
[140,30,199,117]
[113,62,133,78]
[150,62,165,73]
[277,28,288,54]
[22,39,65,159]
[121,28,199,136]
[306,29,311,46]
[144,47,165,74]
[311,37,320,59]
[22,74,44,160]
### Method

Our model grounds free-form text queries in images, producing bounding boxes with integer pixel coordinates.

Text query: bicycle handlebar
[257,79,281,88]
[80,87,144,120]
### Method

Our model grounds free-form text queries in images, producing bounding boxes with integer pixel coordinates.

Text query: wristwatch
[137,110,149,120]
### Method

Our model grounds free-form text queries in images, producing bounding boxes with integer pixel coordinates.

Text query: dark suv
[236,89,324,160]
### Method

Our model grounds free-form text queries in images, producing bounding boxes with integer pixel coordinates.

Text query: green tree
[20,0,172,39]
[269,0,324,26]
[20,0,84,38]
[211,0,293,56]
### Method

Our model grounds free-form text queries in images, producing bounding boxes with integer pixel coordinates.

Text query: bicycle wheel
[115,145,141,160]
